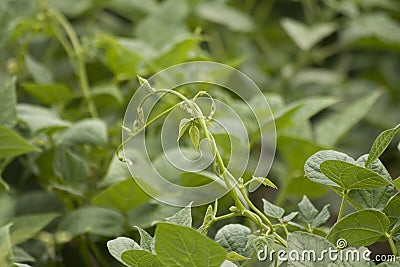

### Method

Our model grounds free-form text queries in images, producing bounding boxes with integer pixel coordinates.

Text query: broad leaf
[320,160,390,190]
[165,203,192,227]
[304,150,356,187]
[177,118,192,141]
[17,104,70,133]
[245,235,274,253]
[0,76,17,127]
[198,205,214,235]
[107,237,140,265]
[341,13,400,46]
[310,204,330,228]
[0,126,39,159]
[297,196,318,223]
[288,232,372,266]
[326,209,390,246]
[366,123,400,167]
[226,251,250,261]
[383,192,400,228]
[10,213,59,245]
[262,199,285,219]
[315,90,381,147]
[58,206,124,237]
[24,54,53,84]
[60,119,108,146]
[23,83,71,105]
[348,155,394,210]
[92,179,149,213]
[214,224,252,258]
[0,223,13,266]
[12,246,34,263]
[155,223,226,267]
[99,152,132,187]
[121,249,163,267]
[287,232,334,266]
[281,18,336,50]
[197,2,253,32]
[134,226,153,252]
[53,148,89,184]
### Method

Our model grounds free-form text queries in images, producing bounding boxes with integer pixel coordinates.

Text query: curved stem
[48,8,98,118]
[116,101,183,160]
[238,185,274,232]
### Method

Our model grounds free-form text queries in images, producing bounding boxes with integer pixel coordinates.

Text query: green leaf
[134,226,153,253]
[244,234,274,253]
[134,0,189,49]
[214,224,252,258]
[10,213,59,245]
[165,203,192,227]
[262,199,285,219]
[0,75,17,127]
[226,251,251,261]
[53,148,89,184]
[99,152,132,187]
[177,118,192,141]
[281,18,336,50]
[297,196,318,223]
[250,176,277,190]
[22,83,72,105]
[155,223,226,267]
[278,135,327,171]
[341,13,400,46]
[366,123,400,167]
[311,204,330,228]
[24,54,53,84]
[107,237,140,265]
[348,155,394,210]
[121,249,163,267]
[304,150,356,187]
[60,119,108,147]
[287,232,334,266]
[197,2,254,32]
[12,246,34,263]
[97,36,147,78]
[127,203,180,229]
[326,209,390,246]
[0,126,40,159]
[394,177,400,191]
[315,90,382,147]
[92,179,150,213]
[198,205,214,235]
[383,192,400,228]
[0,194,14,226]
[320,160,390,190]
[189,125,200,151]
[221,261,237,267]
[58,206,124,237]
[17,104,70,134]
[0,223,13,266]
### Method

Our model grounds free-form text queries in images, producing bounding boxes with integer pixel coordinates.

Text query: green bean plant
[107,78,400,267]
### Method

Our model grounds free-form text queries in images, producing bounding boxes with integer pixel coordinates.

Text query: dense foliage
[1,0,400,266]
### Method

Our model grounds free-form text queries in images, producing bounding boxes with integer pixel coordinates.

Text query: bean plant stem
[47,8,98,118]
[125,85,288,247]
[338,190,348,221]
[386,233,398,256]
